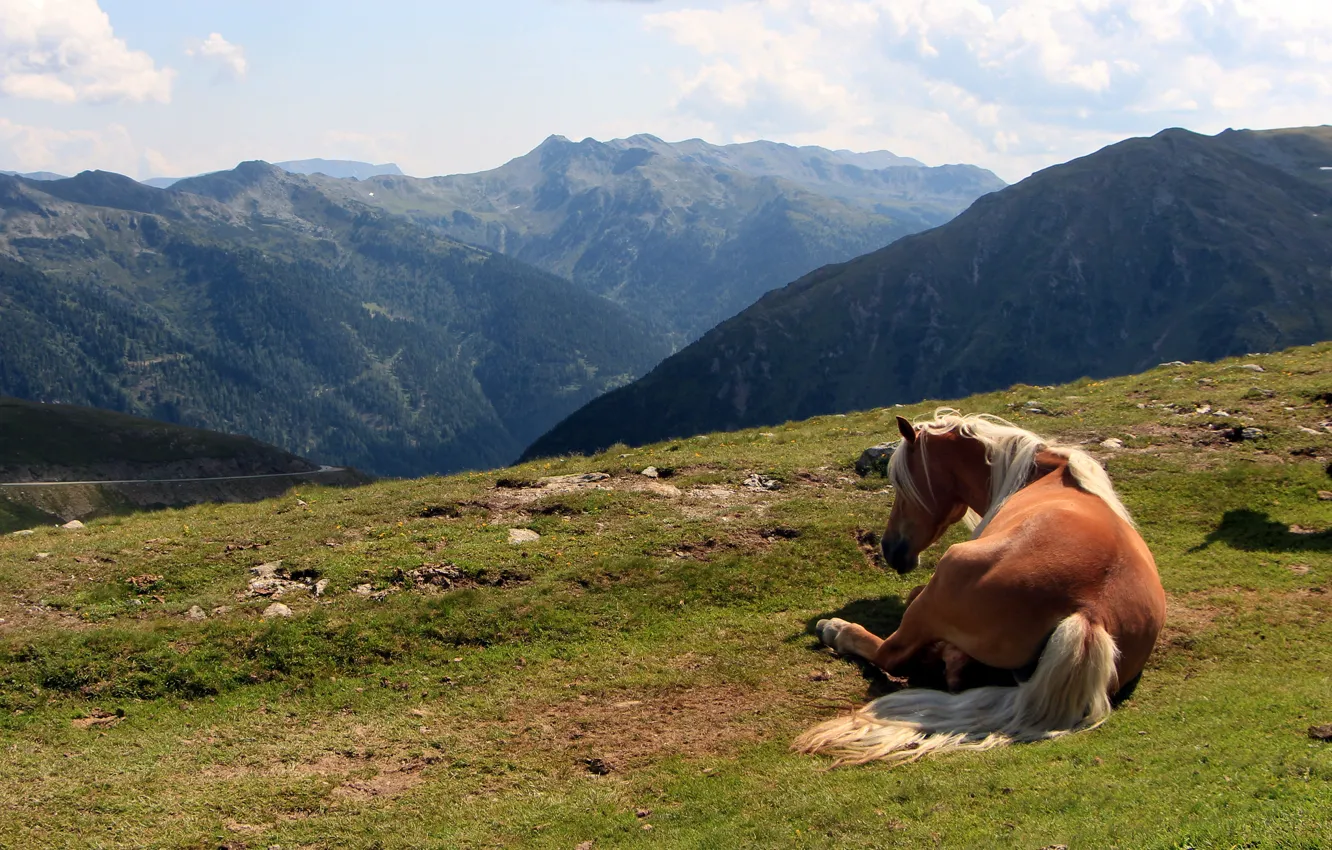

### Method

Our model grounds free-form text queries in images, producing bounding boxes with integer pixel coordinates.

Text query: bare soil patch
[506,684,779,770]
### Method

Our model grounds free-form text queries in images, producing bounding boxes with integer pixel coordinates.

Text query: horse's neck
[960,446,1068,517]
[950,440,997,516]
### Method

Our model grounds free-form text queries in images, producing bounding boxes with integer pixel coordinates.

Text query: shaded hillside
[0,167,667,476]
[316,134,1005,340]
[525,126,1332,459]
[0,396,369,531]
[0,396,315,482]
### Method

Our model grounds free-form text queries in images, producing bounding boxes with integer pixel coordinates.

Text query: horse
[794,410,1166,766]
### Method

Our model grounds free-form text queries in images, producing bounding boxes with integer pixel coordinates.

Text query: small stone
[1236,363,1265,372]
[10,529,34,536]
[1099,438,1125,449]
[61,520,85,530]
[583,757,613,775]
[33,552,51,560]
[635,808,653,819]
[295,499,308,507]
[1158,361,1187,368]
[1318,491,1332,501]
[1308,724,1332,741]
[1243,387,1275,400]
[211,606,232,615]
[1300,427,1322,436]
[742,473,781,491]
[1240,427,1265,441]
[855,442,898,477]
[352,583,374,596]
[185,605,206,621]
[262,602,292,619]
[576,842,594,850]
[508,528,541,544]
[640,466,659,478]
[314,578,330,596]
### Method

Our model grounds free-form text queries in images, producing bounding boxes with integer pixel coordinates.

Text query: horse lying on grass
[795,410,1166,766]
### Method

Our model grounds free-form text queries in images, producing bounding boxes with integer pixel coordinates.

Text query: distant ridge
[1,170,66,181]
[274,159,405,180]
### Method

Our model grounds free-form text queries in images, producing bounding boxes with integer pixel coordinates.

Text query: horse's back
[934,473,1164,679]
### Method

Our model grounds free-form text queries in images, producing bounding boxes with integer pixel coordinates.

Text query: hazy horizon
[2,1,1329,184]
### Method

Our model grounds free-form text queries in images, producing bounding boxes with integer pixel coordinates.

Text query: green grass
[1,344,1329,848]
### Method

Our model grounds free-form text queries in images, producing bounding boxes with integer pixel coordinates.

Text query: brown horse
[794,410,1165,766]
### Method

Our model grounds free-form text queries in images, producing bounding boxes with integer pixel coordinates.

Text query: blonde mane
[887,408,1134,537]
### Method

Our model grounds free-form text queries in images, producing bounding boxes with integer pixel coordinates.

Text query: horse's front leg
[816,615,932,677]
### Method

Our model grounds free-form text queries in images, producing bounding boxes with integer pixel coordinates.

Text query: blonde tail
[794,613,1118,767]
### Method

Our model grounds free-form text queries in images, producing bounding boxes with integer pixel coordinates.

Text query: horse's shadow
[798,593,1023,699]
[1188,508,1332,554]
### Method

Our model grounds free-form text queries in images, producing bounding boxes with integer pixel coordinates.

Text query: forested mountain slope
[0,166,666,476]
[525,126,1332,459]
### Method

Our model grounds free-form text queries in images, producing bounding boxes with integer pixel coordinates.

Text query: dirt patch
[70,708,122,729]
[506,684,777,770]
[854,528,883,569]
[331,757,433,801]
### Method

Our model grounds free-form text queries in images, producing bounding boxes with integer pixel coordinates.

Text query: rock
[855,442,898,477]
[250,561,282,578]
[211,605,232,615]
[1099,438,1125,449]
[640,466,659,478]
[185,605,207,620]
[295,498,308,507]
[1241,427,1265,441]
[1300,427,1322,436]
[1243,387,1275,399]
[583,757,613,775]
[1309,724,1332,742]
[353,583,374,596]
[262,602,292,619]
[10,529,34,536]
[742,473,781,491]
[508,528,541,544]
[1235,363,1265,372]
[61,520,85,530]
[1021,401,1054,415]
[407,564,467,587]
[33,552,51,560]
[1158,361,1187,368]
[1318,491,1332,501]
[314,578,330,596]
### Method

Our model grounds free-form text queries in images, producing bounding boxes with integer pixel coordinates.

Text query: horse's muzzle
[882,537,919,574]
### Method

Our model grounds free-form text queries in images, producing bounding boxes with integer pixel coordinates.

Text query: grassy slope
[0,344,1329,849]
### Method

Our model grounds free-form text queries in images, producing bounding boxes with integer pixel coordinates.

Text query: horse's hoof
[817,618,846,647]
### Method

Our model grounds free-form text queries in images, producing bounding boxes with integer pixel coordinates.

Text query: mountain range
[0,136,996,476]
[310,135,1005,341]
[524,125,1332,460]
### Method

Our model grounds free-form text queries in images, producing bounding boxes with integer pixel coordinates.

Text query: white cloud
[0,0,174,104]
[187,32,247,81]
[646,0,1332,180]
[0,117,138,175]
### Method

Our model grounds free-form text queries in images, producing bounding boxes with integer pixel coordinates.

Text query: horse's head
[880,415,982,574]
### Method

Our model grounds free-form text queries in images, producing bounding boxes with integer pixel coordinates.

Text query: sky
[1,0,1329,184]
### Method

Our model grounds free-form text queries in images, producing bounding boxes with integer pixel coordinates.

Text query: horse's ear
[896,415,916,444]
